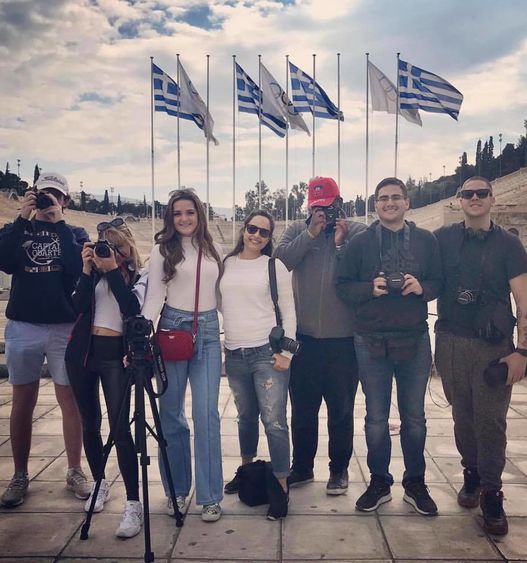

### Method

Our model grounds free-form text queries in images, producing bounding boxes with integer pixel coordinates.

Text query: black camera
[269,326,301,356]
[93,240,114,258]
[125,315,152,341]
[483,360,508,387]
[456,288,479,306]
[380,272,405,292]
[323,204,345,224]
[36,191,54,210]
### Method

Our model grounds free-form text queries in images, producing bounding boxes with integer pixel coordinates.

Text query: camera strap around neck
[268,258,282,327]
[375,221,410,271]
[191,249,203,340]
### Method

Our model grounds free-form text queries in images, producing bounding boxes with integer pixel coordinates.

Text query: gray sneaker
[201,503,222,522]
[326,469,349,495]
[66,467,91,500]
[1,472,29,507]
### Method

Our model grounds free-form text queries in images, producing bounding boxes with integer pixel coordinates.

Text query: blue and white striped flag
[398,59,463,121]
[236,63,287,137]
[289,61,343,121]
[152,62,218,144]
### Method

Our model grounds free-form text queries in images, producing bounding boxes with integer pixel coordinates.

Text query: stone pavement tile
[425,418,455,437]
[506,419,527,438]
[425,435,459,457]
[63,513,179,559]
[502,484,527,516]
[0,402,55,420]
[222,434,270,458]
[34,455,119,483]
[507,439,527,457]
[284,561,390,563]
[0,434,65,457]
[491,517,527,560]
[434,456,527,484]
[60,560,143,562]
[0,455,52,480]
[287,482,362,515]
[171,514,279,560]
[220,416,240,436]
[0,480,88,513]
[422,404,456,419]
[510,457,527,477]
[373,483,463,516]
[0,418,8,435]
[379,514,501,560]
[0,512,84,558]
[282,514,390,560]
[0,559,54,562]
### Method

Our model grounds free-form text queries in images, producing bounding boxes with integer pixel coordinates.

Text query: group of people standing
[0,171,525,541]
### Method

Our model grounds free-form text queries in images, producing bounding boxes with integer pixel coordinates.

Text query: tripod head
[124,315,168,398]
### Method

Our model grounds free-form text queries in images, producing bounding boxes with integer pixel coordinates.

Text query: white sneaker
[84,479,110,513]
[201,503,222,522]
[115,500,143,538]
[167,496,186,516]
[66,467,91,500]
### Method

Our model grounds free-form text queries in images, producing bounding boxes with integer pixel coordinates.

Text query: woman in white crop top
[141,188,224,522]
[220,210,296,520]
[65,219,143,538]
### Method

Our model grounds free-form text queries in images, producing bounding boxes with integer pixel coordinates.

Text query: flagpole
[232,55,237,245]
[394,52,400,177]
[206,54,210,224]
[285,54,289,228]
[312,53,316,179]
[177,53,181,189]
[258,54,262,207]
[365,52,370,226]
[337,52,341,188]
[150,56,156,242]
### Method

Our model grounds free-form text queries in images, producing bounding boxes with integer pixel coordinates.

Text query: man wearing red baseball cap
[274,177,365,495]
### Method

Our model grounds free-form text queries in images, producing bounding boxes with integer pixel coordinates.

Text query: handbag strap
[268,258,282,327]
[191,249,203,339]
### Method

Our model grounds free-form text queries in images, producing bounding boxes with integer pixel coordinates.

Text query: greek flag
[289,61,343,121]
[153,62,218,144]
[236,63,287,137]
[398,59,463,121]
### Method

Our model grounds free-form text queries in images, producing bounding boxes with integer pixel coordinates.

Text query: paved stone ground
[0,373,526,562]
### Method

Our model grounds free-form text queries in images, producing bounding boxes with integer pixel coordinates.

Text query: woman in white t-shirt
[142,188,224,522]
[220,210,296,520]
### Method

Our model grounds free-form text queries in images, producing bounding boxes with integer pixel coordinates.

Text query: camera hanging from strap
[268,257,282,327]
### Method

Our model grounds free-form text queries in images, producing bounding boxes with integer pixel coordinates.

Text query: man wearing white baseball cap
[0,171,91,507]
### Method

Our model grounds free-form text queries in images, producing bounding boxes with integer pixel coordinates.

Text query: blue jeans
[157,306,223,506]
[354,332,432,486]
[225,344,290,479]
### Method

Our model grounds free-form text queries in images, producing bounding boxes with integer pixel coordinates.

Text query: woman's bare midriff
[91,326,122,337]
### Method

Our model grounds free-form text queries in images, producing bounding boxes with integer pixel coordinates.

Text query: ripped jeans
[225,344,290,479]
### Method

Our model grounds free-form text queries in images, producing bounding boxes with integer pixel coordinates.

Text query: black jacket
[0,217,89,323]
[336,220,442,334]
[65,267,140,367]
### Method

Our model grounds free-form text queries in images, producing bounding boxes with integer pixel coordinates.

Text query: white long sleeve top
[220,255,297,354]
[141,237,222,323]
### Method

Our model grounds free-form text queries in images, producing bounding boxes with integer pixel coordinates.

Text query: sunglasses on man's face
[458,189,492,200]
[246,224,271,239]
[97,217,126,232]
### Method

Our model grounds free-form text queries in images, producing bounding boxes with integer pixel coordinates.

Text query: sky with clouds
[1,0,526,210]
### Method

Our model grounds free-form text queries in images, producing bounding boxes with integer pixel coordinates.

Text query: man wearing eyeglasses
[274,177,365,496]
[336,177,442,516]
[434,176,527,535]
[0,171,91,507]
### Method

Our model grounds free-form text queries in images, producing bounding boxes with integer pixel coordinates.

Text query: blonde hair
[102,224,142,271]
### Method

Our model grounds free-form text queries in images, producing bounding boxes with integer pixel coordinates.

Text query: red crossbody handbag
[155,249,202,362]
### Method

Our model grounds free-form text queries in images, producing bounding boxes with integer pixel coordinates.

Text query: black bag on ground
[237,460,269,506]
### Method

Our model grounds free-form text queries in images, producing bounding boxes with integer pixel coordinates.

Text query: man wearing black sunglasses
[434,176,527,535]
[274,177,366,496]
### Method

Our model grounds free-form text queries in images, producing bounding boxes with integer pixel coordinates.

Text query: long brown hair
[155,188,221,282]
[225,210,275,260]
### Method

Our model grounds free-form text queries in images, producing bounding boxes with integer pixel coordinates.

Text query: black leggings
[67,336,139,501]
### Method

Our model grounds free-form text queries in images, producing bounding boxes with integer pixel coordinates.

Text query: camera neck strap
[375,221,410,271]
[455,223,492,293]
[268,258,282,327]
[191,249,203,339]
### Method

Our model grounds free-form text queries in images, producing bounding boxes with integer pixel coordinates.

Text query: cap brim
[308,196,336,208]
[36,184,68,195]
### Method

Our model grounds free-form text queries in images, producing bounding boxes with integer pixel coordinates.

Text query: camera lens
[94,241,112,258]
[36,192,53,210]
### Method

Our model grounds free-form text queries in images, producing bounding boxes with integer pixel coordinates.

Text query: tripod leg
[144,376,184,527]
[134,369,155,563]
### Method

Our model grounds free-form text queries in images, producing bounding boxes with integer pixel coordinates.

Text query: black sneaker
[326,469,348,496]
[287,468,314,488]
[224,469,241,495]
[457,468,481,509]
[403,481,438,516]
[356,477,392,512]
[480,489,508,536]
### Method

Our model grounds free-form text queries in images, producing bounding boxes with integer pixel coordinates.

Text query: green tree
[475,139,482,175]
[354,195,365,216]
[101,189,110,214]
[80,191,87,211]
[116,194,123,215]
[33,164,40,184]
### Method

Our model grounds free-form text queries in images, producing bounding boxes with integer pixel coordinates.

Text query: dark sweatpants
[289,334,359,474]
[435,332,513,489]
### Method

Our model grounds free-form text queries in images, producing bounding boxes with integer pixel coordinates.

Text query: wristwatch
[515,348,527,357]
